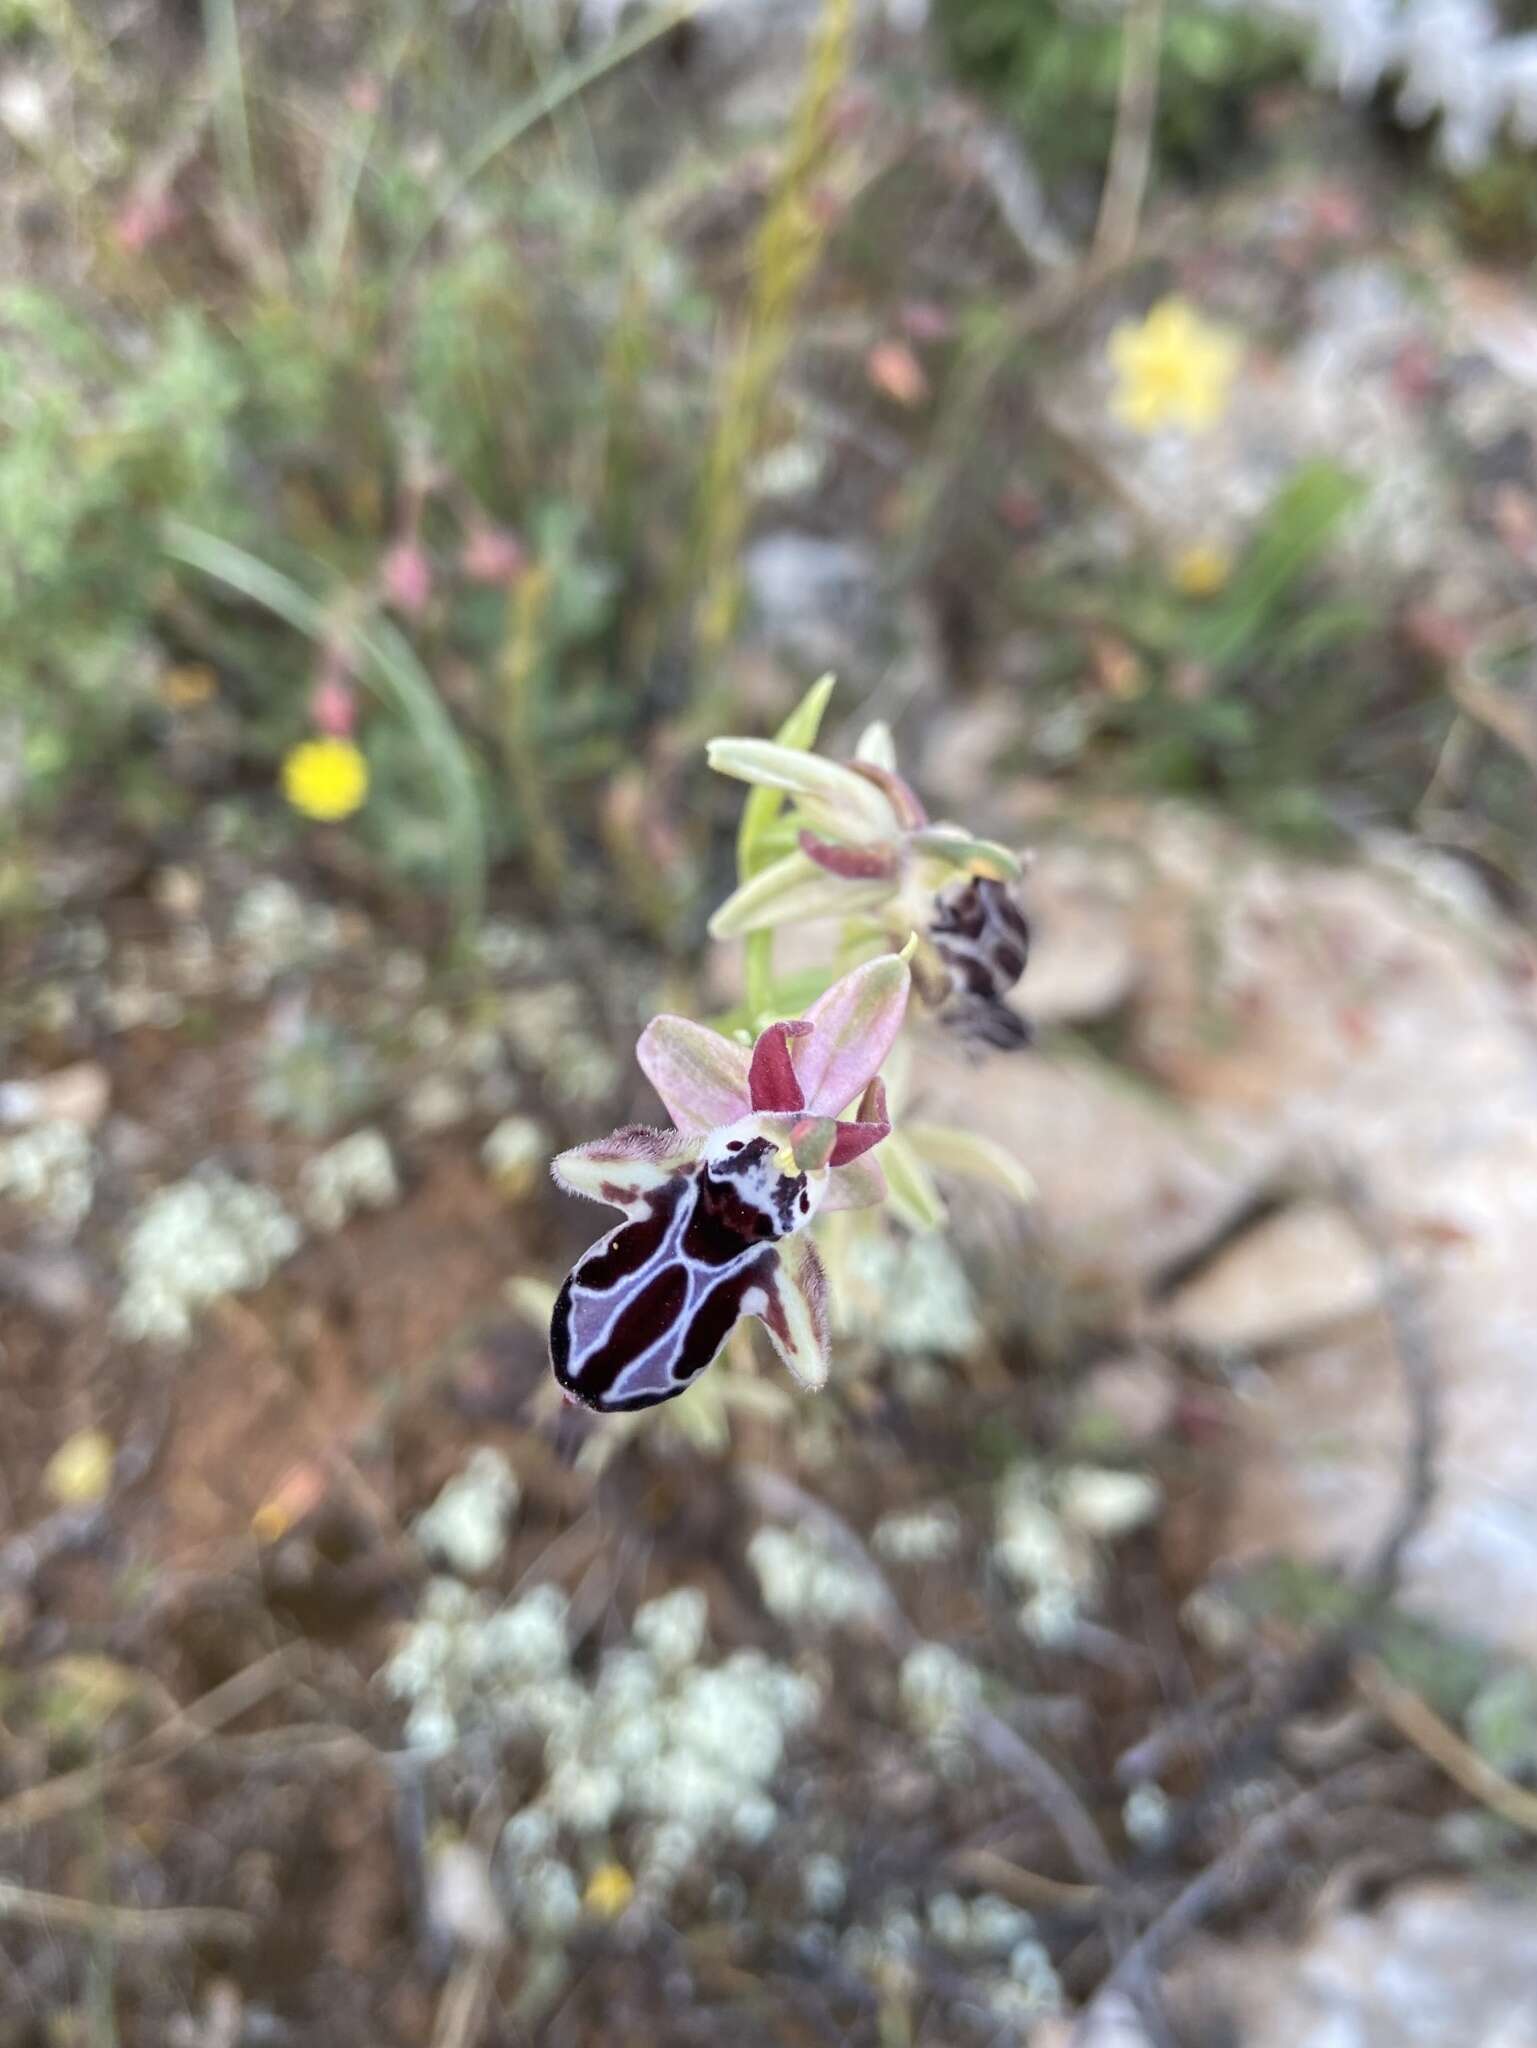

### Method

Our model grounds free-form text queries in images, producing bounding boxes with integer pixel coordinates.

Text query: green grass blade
[395,0,709,281]
[163,519,486,931]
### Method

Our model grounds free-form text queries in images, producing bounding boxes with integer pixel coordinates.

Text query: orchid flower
[706,721,1021,945]
[549,955,909,1413]
[708,719,1031,1042]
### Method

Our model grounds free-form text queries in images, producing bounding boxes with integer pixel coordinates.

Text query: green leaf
[904,1122,1035,1204]
[733,671,837,882]
[1192,461,1364,671]
[878,1131,948,1233]
[163,521,486,932]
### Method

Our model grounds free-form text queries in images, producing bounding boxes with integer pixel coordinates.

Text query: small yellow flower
[44,1428,114,1507]
[1109,297,1240,435]
[583,1862,635,1918]
[281,738,369,822]
[1170,541,1234,598]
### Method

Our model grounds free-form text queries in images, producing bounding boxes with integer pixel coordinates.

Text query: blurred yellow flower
[44,1428,114,1507]
[583,1862,635,1918]
[1109,297,1240,434]
[1170,540,1234,597]
[281,738,369,822]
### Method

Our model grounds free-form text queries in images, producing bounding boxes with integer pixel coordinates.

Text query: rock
[0,1247,99,1324]
[741,532,882,676]
[918,799,1537,1659]
[1176,1882,1537,2047]
[911,1036,1277,1318]
[1069,1352,1179,1448]
[1021,894,1137,1026]
[0,1061,110,1130]
[1157,1201,1380,1351]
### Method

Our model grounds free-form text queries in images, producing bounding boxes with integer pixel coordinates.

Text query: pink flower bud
[380,540,432,618]
[461,524,528,586]
[115,188,181,255]
[310,674,357,738]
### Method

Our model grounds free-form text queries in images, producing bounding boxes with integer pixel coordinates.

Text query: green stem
[744,932,774,1026]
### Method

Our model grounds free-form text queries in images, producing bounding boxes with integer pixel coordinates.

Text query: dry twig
[1093,0,1168,269]
[1354,1657,1537,1836]
[0,1643,308,1838]
[0,1881,253,1948]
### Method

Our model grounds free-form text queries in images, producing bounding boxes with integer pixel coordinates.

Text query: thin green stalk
[499,563,565,900]
[200,0,260,221]
[744,931,774,1027]
[163,521,486,932]
[692,0,856,706]
[394,0,710,283]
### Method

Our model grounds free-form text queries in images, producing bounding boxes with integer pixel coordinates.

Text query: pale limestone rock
[1175,1883,1537,2048]
[1157,1201,1380,1352]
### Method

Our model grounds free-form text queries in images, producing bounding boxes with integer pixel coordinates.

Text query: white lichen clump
[115,1169,301,1344]
[1058,1465,1162,1542]
[0,1120,96,1237]
[384,1581,820,1931]
[835,1227,981,1357]
[841,1886,1063,2023]
[873,1505,962,1565]
[747,1523,891,1632]
[229,878,341,994]
[900,1641,983,1738]
[994,1474,1088,1646]
[1123,1783,1171,1849]
[481,1115,547,1195]
[298,1128,400,1233]
[994,1461,1161,1647]
[412,1448,520,1577]
[501,984,620,1107]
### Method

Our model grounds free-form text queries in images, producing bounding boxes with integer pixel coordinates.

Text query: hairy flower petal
[748,1018,811,1113]
[752,1231,830,1391]
[551,1126,703,1216]
[793,955,910,1115]
[635,1018,751,1134]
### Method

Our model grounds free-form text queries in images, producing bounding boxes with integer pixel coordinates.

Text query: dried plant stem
[0,1882,254,1948]
[0,1645,306,1839]
[1093,0,1168,270]
[693,0,855,693]
[1355,1657,1537,1835]
[500,562,564,898]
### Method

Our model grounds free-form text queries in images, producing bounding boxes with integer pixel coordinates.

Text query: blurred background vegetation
[4,1,1537,2043]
